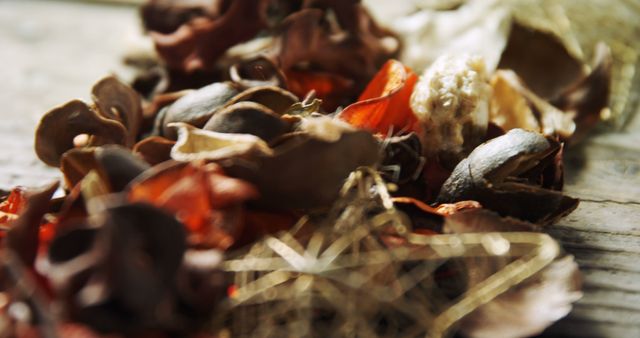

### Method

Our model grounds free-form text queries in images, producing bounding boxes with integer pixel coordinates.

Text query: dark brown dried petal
[91,76,143,147]
[203,102,291,143]
[161,82,240,139]
[35,100,127,167]
[141,0,221,34]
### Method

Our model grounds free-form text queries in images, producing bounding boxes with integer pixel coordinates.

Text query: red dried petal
[338,59,419,136]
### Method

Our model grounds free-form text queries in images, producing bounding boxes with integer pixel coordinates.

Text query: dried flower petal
[203,102,292,143]
[338,59,419,135]
[133,136,176,166]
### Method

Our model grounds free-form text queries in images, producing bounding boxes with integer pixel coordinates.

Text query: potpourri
[0,0,618,337]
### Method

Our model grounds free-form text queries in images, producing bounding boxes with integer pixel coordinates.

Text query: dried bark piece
[203,102,292,143]
[91,76,143,147]
[35,100,127,167]
[437,129,556,204]
[160,82,241,139]
[133,136,176,166]
[338,59,419,135]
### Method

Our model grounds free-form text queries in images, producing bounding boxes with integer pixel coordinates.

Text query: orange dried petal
[338,59,419,136]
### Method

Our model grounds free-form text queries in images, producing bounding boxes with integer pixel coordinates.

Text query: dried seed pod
[223,85,299,115]
[132,136,176,166]
[161,82,241,139]
[46,203,187,333]
[35,100,127,167]
[171,123,273,162]
[223,116,381,209]
[91,76,143,146]
[230,56,287,89]
[437,128,555,204]
[410,54,491,168]
[203,102,291,143]
[60,146,149,192]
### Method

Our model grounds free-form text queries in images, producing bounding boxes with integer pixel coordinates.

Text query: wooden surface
[1,1,639,337]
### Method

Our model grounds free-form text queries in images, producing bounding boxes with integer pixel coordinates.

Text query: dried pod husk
[437,129,556,204]
[204,102,292,143]
[490,70,575,139]
[151,0,269,72]
[223,117,381,209]
[551,43,612,143]
[133,136,176,166]
[410,54,491,168]
[171,123,274,162]
[498,23,584,100]
[160,82,241,139]
[222,85,299,115]
[35,100,127,167]
[60,146,149,192]
[230,56,287,89]
[141,0,219,34]
[91,76,143,147]
[6,182,59,267]
[45,203,187,334]
[467,182,578,226]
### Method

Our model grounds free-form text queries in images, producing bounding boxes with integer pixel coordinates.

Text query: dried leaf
[222,85,299,115]
[230,56,287,89]
[338,59,419,135]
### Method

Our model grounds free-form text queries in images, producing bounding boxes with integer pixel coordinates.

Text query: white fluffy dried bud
[410,54,491,167]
